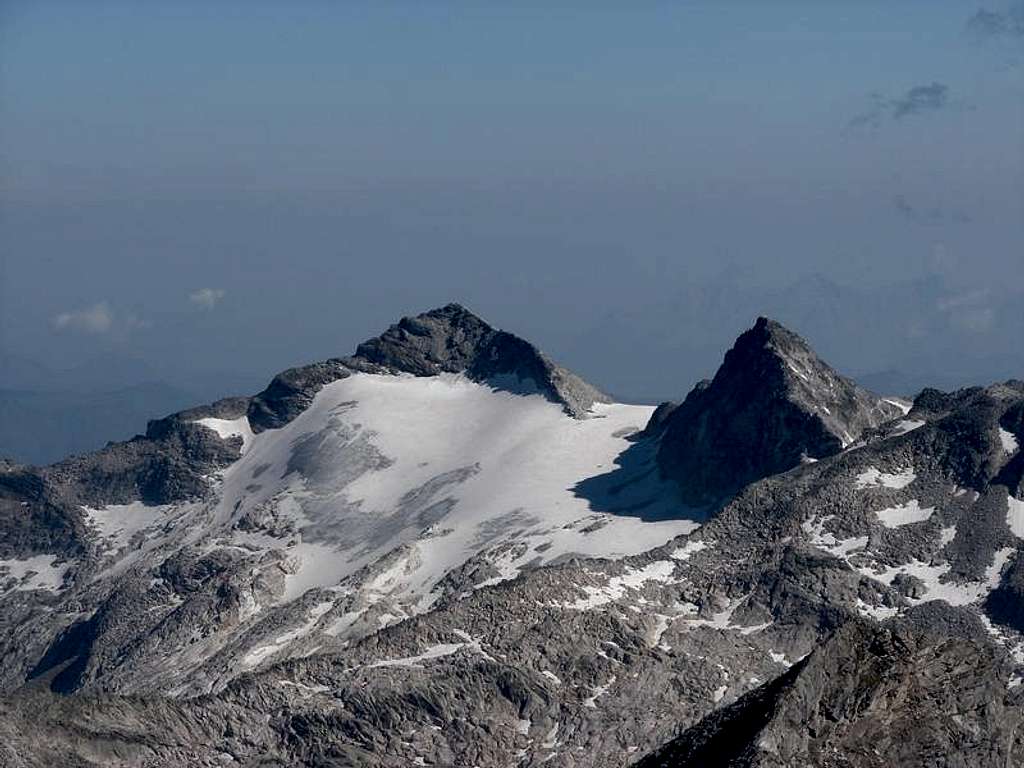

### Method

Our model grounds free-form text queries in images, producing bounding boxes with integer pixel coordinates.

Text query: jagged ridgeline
[1,304,1022,767]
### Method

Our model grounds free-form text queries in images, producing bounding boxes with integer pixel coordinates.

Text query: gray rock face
[654,317,902,506]
[635,609,1024,768]
[247,360,353,433]
[353,303,611,417]
[37,419,240,515]
[355,302,497,376]
[0,466,88,561]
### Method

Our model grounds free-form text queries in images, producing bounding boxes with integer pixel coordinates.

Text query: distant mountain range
[0,304,1022,767]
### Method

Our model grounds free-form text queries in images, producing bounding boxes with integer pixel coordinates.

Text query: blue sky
[4,2,1019,193]
[1,1,1022,400]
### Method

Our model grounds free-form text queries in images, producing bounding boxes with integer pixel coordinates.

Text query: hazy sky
[2,1,1022,401]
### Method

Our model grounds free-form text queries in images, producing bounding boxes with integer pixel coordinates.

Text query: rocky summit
[1,306,1023,768]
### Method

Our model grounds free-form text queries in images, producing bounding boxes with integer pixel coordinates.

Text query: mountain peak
[729,316,815,368]
[753,314,786,334]
[353,303,609,417]
[353,303,494,376]
[653,316,903,506]
[230,303,611,434]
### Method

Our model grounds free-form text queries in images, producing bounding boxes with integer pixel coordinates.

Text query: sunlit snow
[892,419,925,436]
[198,373,700,611]
[1000,428,1019,456]
[1007,493,1024,539]
[857,547,1014,607]
[562,560,677,610]
[874,500,934,528]
[0,554,68,593]
[854,467,916,490]
[83,501,171,555]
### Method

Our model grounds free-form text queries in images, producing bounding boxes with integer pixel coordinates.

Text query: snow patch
[195,416,254,454]
[583,675,616,708]
[363,631,493,670]
[785,361,810,382]
[802,516,867,557]
[858,547,1014,607]
[562,560,677,610]
[277,679,329,694]
[542,670,562,685]
[671,540,709,561]
[541,724,560,749]
[240,598,336,669]
[874,500,934,528]
[883,398,912,416]
[83,502,170,554]
[892,419,925,436]
[999,428,1019,456]
[856,599,899,620]
[855,467,916,490]
[1008,494,1024,538]
[0,554,68,592]
[682,595,771,635]
[367,643,465,669]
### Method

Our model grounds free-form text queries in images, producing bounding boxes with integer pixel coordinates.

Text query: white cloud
[189,287,226,310]
[51,302,114,334]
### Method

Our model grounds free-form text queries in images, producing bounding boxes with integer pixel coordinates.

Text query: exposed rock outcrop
[353,303,610,417]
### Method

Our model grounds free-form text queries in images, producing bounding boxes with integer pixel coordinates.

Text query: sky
[1,1,1022,403]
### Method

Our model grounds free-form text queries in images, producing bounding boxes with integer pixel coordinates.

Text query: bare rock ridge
[246,303,609,430]
[351,302,610,417]
[651,316,903,506]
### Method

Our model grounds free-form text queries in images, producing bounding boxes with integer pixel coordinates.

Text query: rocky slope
[636,605,1024,768]
[0,308,1022,767]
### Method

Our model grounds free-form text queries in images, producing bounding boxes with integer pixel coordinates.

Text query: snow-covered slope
[200,373,700,607]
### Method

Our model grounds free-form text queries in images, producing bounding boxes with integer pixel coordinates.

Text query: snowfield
[196,373,700,612]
